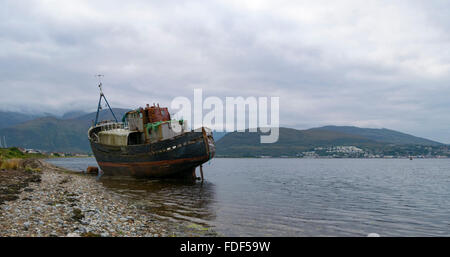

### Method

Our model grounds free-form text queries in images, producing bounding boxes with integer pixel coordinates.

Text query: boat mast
[94,75,118,126]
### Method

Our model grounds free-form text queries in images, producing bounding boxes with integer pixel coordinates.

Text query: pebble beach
[0,159,169,237]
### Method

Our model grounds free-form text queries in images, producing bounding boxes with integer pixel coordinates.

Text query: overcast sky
[1,0,449,142]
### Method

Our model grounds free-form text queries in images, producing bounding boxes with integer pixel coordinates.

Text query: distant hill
[0,117,88,153]
[0,111,40,129]
[61,110,89,119]
[312,126,442,146]
[215,127,380,157]
[215,126,444,157]
[0,108,130,153]
[0,110,445,155]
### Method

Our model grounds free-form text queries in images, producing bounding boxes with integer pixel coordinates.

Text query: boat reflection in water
[97,175,217,234]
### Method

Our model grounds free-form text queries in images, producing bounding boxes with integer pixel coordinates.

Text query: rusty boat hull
[90,130,215,179]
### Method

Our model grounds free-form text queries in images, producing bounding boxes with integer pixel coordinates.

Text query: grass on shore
[0,159,20,170]
[0,147,47,171]
[0,158,41,172]
[0,147,47,160]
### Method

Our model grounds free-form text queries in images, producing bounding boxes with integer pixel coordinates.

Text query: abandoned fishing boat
[87,81,215,179]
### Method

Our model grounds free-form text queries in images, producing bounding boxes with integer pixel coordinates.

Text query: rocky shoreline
[0,159,170,237]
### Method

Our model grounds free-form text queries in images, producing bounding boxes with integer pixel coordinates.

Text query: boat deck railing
[96,121,125,132]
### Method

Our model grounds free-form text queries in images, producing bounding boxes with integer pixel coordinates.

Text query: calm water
[46,158,450,236]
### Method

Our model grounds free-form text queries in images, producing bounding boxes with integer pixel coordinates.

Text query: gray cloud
[1,0,449,142]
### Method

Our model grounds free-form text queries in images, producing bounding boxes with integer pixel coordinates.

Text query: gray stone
[23,222,31,230]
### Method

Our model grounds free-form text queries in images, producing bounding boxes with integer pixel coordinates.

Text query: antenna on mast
[93,75,118,125]
[96,74,104,96]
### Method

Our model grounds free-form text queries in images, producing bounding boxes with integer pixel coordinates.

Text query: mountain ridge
[0,109,445,154]
[215,127,446,157]
[0,111,41,129]
[312,125,441,146]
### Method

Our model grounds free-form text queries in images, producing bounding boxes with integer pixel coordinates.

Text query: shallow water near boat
[46,157,450,236]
